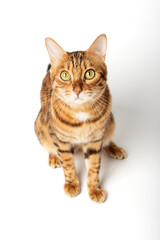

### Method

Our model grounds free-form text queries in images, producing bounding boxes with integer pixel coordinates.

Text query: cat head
[45,34,107,106]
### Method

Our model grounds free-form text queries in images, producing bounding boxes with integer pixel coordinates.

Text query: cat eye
[84,69,95,80]
[60,71,71,81]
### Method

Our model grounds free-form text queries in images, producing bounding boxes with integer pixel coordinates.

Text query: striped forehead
[68,51,85,69]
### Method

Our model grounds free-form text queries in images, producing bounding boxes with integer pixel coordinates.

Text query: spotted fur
[35,34,127,202]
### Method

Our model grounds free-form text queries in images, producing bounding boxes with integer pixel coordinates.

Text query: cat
[34,34,127,203]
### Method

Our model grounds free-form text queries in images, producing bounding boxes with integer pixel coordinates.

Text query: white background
[0,0,160,239]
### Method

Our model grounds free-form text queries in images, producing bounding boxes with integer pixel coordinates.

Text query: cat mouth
[75,95,81,100]
[74,96,84,103]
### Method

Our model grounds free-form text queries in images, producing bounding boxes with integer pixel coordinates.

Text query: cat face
[45,34,107,106]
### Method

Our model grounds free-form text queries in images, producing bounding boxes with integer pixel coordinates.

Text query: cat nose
[74,88,82,95]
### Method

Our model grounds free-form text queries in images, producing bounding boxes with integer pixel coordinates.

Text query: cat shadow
[100,104,140,190]
[100,150,121,188]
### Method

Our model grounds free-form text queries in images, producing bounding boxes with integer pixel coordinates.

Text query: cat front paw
[48,154,61,168]
[89,187,106,203]
[64,182,80,197]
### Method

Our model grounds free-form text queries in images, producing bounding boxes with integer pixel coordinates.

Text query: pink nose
[74,88,82,95]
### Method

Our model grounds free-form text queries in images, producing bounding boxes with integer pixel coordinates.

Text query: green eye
[84,69,95,80]
[60,71,71,81]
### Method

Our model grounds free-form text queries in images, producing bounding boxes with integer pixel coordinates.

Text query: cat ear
[85,34,107,61]
[45,37,68,66]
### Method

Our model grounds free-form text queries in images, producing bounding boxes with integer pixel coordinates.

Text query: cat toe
[64,183,80,197]
[89,187,107,203]
[48,154,61,168]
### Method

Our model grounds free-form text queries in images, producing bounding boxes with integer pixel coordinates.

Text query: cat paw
[89,187,106,203]
[105,142,127,160]
[48,154,61,168]
[64,183,80,197]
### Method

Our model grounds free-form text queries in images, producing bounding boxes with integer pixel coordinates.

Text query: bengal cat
[34,34,127,203]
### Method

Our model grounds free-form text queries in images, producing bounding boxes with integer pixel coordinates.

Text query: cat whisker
[89,99,101,117]
[42,99,62,121]
[95,95,125,118]
[41,95,60,105]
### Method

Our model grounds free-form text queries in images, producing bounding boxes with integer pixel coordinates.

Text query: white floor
[0,1,160,240]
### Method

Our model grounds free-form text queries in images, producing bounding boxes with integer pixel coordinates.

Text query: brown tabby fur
[34,35,127,203]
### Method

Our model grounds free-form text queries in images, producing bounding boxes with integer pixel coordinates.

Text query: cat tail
[47,63,51,72]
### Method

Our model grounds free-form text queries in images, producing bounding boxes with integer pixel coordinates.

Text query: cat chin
[68,99,88,107]
[74,98,86,104]
[69,102,86,107]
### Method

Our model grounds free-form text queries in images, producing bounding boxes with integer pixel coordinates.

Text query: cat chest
[52,110,106,144]
[56,120,103,144]
[75,112,90,121]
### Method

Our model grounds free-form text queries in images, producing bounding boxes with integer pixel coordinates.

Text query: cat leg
[83,140,106,203]
[55,140,80,197]
[35,112,61,166]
